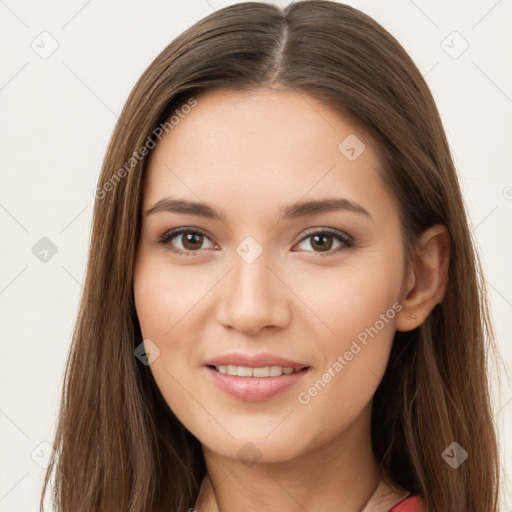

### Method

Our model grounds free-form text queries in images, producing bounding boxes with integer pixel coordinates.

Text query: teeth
[214,365,300,377]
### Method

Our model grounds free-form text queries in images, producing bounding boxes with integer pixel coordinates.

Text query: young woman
[40,2,500,511]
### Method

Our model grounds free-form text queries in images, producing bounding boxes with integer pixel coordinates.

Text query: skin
[133,88,449,512]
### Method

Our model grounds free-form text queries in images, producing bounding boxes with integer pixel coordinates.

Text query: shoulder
[388,494,425,512]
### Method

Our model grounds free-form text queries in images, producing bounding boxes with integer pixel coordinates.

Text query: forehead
[143,88,394,221]
[152,87,376,165]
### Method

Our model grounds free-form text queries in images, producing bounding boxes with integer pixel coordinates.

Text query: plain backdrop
[0,1,511,510]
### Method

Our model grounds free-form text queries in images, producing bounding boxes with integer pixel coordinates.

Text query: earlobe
[396,225,450,332]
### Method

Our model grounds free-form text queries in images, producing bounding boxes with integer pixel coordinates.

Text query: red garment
[388,495,424,511]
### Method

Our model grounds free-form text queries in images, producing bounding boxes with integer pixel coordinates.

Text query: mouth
[207,364,309,377]
[204,362,311,401]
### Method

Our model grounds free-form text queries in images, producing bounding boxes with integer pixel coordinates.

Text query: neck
[195,403,408,512]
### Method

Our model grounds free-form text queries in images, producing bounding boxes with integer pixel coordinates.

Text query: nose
[215,251,292,336]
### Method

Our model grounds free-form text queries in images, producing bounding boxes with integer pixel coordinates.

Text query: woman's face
[134,88,408,463]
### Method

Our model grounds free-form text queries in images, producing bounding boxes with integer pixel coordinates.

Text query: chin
[200,435,307,466]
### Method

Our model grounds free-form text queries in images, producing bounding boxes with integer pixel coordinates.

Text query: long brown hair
[40,2,500,511]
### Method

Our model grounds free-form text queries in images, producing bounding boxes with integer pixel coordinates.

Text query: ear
[396,225,450,332]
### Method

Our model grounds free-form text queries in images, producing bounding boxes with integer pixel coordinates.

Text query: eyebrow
[145,196,372,222]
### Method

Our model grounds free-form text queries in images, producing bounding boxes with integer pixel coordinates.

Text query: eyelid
[297,227,353,244]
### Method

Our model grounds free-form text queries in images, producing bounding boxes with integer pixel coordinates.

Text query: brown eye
[309,233,334,252]
[295,229,353,255]
[160,228,216,255]
[181,232,204,250]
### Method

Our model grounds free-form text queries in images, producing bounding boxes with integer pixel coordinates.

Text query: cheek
[293,307,400,450]
[303,248,404,351]
[133,253,220,405]
[133,252,211,341]
[294,245,404,417]
[133,255,208,429]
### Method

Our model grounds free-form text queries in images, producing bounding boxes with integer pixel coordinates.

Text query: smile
[211,365,305,377]
[205,364,310,401]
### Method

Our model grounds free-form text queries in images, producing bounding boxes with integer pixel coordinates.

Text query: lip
[203,352,309,369]
[205,366,310,401]
[203,352,311,402]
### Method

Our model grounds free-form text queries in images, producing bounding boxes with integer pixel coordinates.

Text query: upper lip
[204,352,309,369]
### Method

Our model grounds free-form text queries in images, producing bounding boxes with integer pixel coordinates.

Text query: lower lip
[205,366,309,401]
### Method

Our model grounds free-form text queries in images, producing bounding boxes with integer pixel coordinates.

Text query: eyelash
[158,227,355,258]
